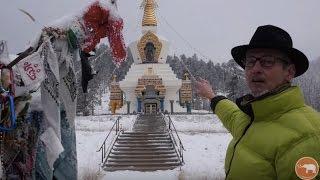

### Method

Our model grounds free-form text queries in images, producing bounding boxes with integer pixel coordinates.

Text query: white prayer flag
[16,47,45,86]
[40,127,64,170]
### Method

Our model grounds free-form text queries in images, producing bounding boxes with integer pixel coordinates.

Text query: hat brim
[231,45,309,77]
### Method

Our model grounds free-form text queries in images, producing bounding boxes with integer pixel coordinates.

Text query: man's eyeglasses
[243,55,289,68]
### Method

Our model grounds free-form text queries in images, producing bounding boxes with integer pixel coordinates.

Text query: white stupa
[113,0,192,114]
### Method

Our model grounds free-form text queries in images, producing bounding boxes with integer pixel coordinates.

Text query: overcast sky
[1,0,319,63]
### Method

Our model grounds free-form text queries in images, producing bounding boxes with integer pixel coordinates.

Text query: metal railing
[97,116,122,164]
[161,113,185,164]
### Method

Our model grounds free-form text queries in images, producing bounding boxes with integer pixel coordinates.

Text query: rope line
[157,12,213,62]
[156,21,196,80]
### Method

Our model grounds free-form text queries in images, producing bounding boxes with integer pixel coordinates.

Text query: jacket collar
[236,85,305,121]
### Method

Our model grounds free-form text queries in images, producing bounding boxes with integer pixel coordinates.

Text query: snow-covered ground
[76,114,232,180]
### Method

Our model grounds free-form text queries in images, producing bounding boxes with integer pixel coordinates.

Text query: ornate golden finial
[142,0,157,26]
[184,72,190,80]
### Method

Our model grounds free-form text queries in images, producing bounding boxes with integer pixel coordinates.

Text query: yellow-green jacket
[212,86,320,179]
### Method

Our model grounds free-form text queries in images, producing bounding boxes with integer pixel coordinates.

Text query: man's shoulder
[273,106,320,163]
[277,105,320,135]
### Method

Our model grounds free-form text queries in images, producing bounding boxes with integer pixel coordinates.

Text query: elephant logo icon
[295,157,319,179]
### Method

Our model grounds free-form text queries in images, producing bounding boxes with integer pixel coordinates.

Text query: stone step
[115,143,173,147]
[107,157,179,163]
[133,123,165,125]
[132,127,166,131]
[119,134,169,138]
[105,161,181,167]
[100,114,183,172]
[136,118,164,120]
[134,119,164,122]
[113,147,174,151]
[134,122,165,125]
[116,140,172,144]
[108,154,177,159]
[122,132,167,135]
[133,129,166,133]
[114,143,173,148]
[103,165,178,171]
[133,124,165,126]
[134,120,164,122]
[110,150,176,155]
[134,121,165,123]
[118,137,170,140]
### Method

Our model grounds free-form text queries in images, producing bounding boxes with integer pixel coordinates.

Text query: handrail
[161,113,185,164]
[167,115,185,151]
[97,116,122,164]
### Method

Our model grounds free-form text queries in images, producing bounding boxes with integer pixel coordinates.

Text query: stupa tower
[114,0,192,114]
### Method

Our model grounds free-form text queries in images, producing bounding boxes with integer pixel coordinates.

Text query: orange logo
[295,157,319,179]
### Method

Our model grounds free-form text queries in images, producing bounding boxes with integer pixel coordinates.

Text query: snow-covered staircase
[102,115,183,171]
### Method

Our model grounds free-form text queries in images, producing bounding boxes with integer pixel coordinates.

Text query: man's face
[244,48,296,97]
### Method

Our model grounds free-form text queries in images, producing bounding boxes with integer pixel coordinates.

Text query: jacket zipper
[225,119,253,179]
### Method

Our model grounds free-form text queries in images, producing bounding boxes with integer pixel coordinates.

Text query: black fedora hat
[231,25,309,77]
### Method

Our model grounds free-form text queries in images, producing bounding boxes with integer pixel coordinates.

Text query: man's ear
[286,64,296,81]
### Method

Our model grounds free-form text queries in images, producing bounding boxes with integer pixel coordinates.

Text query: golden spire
[142,0,157,27]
